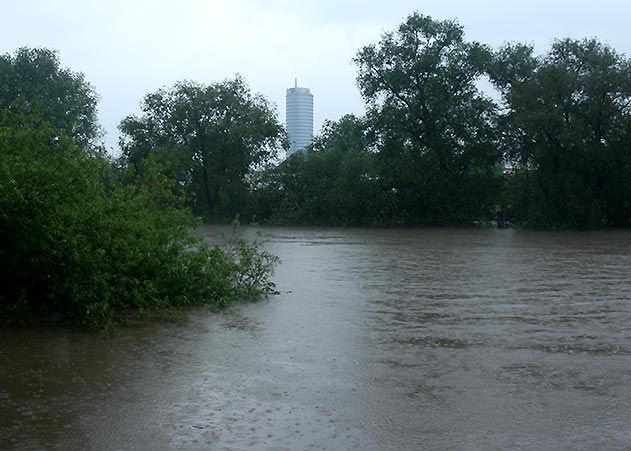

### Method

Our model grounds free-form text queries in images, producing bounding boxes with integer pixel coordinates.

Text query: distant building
[286,80,313,156]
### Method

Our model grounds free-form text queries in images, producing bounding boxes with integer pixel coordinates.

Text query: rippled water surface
[2,227,631,450]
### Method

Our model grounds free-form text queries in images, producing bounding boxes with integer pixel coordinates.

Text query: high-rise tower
[286,79,313,156]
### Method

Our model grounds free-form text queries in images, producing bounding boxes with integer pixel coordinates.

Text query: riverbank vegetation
[119,13,631,229]
[0,49,278,331]
[250,14,630,228]
[1,12,630,327]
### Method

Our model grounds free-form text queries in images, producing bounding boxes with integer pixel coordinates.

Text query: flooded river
[1,227,631,450]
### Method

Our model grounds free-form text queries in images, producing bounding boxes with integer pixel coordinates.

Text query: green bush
[0,116,278,332]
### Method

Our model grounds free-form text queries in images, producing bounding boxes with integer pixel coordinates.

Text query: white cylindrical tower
[286,82,313,156]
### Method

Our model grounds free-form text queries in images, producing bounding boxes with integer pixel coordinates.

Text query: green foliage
[252,115,384,226]
[0,47,101,148]
[0,116,278,331]
[352,13,502,225]
[253,14,502,227]
[252,15,630,230]
[491,38,631,227]
[119,77,288,222]
[222,222,280,300]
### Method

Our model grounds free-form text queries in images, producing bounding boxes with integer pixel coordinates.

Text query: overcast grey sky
[3,0,631,154]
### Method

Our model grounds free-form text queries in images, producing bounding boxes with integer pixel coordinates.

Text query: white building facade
[286,83,313,156]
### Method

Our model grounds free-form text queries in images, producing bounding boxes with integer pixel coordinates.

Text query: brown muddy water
[1,227,631,450]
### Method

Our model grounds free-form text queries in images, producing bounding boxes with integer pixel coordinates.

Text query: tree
[353,13,501,225]
[0,113,278,331]
[308,115,382,225]
[0,47,101,147]
[253,114,381,225]
[119,77,287,221]
[491,39,631,227]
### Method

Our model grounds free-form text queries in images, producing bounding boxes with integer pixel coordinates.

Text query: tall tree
[0,47,101,147]
[353,13,501,225]
[119,77,287,220]
[491,39,631,227]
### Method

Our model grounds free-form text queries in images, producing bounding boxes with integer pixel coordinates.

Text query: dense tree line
[248,14,631,228]
[491,39,631,227]
[112,13,631,229]
[252,15,502,226]
[0,48,277,331]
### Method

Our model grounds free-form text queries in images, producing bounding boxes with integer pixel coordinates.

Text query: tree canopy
[246,14,631,228]
[119,77,287,221]
[352,13,501,224]
[491,38,631,227]
[0,47,101,147]
[250,114,382,225]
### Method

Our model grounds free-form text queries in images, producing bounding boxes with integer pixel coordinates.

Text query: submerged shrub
[222,222,280,300]
[0,117,278,332]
